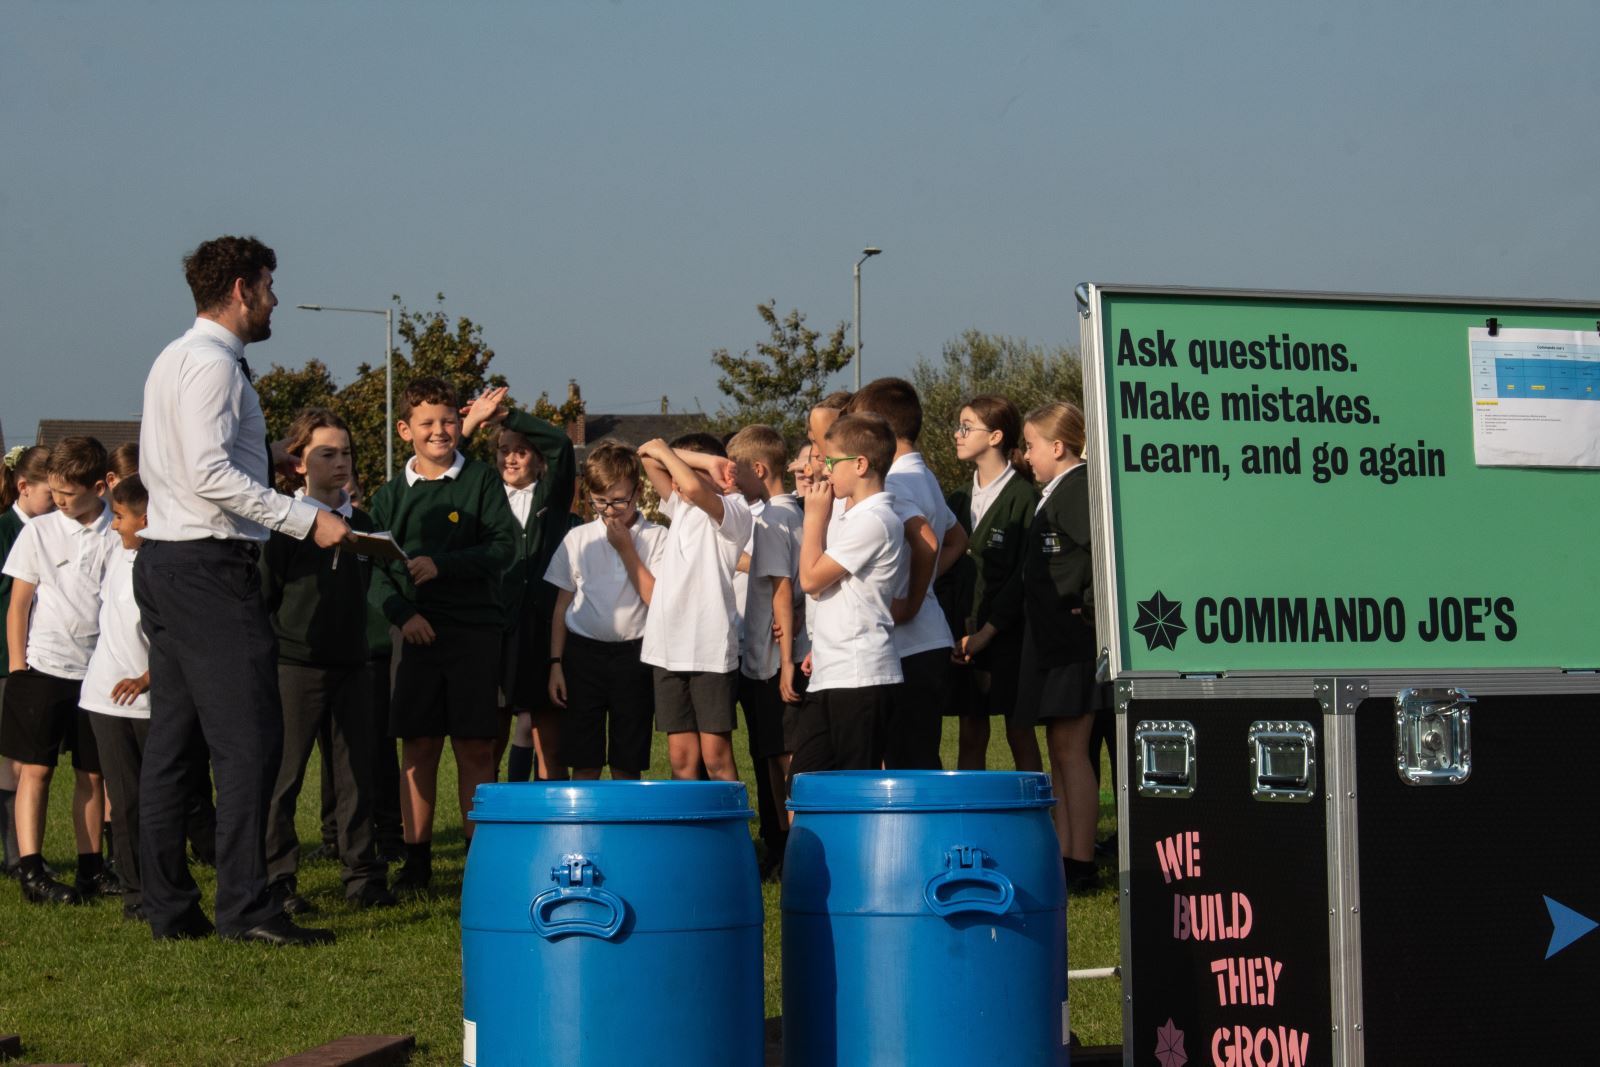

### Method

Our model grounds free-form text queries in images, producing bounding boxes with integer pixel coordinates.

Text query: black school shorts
[0,668,100,772]
[389,625,501,740]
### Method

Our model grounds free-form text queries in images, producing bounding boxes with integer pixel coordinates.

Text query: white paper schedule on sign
[1468,325,1600,468]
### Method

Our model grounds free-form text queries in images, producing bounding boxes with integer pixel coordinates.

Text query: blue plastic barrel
[783,771,1067,1066]
[462,781,763,1067]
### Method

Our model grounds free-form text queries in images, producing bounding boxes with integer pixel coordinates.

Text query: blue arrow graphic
[1544,896,1598,959]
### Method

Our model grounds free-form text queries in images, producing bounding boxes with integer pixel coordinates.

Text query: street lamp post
[297,303,396,482]
[852,247,882,393]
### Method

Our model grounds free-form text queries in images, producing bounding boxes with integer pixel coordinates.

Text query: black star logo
[1134,591,1187,651]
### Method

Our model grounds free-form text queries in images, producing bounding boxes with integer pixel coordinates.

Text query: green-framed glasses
[820,454,860,472]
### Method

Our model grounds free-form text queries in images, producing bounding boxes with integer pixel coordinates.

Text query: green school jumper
[366,457,517,633]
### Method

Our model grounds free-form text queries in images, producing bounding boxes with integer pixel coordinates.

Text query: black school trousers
[135,539,283,938]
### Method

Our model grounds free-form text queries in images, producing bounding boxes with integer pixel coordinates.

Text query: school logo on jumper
[1134,591,1187,651]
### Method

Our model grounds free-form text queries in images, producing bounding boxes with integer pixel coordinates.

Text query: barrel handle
[924,845,1015,917]
[529,854,627,941]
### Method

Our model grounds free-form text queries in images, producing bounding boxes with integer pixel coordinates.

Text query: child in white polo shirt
[792,414,907,774]
[727,425,803,875]
[80,474,152,921]
[545,443,669,780]
[638,433,753,782]
[1,436,118,905]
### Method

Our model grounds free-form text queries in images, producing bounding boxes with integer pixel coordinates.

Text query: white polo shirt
[544,516,669,644]
[741,493,806,681]
[2,505,117,679]
[808,491,906,692]
[640,491,753,673]
[885,452,956,657]
[80,547,149,719]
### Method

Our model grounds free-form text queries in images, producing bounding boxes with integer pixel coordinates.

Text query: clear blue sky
[4,1,1597,445]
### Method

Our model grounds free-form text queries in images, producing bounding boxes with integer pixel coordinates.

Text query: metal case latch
[1134,720,1197,798]
[1395,687,1474,786]
[1248,721,1317,803]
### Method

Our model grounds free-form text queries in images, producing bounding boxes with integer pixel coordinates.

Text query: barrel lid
[787,771,1055,812]
[469,781,754,823]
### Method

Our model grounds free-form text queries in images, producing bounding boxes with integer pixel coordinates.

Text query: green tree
[911,331,1085,492]
[253,359,340,442]
[709,300,853,444]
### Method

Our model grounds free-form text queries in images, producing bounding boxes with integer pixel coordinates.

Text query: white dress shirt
[2,505,117,679]
[504,481,536,527]
[970,465,1017,528]
[140,318,316,544]
[404,451,465,485]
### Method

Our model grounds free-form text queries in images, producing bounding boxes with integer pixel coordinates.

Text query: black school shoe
[20,868,82,905]
[224,914,336,947]
[153,908,216,941]
[353,881,398,909]
[76,869,124,899]
[390,863,431,894]
[269,880,319,916]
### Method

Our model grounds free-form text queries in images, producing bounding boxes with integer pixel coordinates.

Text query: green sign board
[1083,286,1600,674]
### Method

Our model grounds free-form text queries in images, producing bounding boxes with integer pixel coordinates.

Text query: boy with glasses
[790,414,908,774]
[544,444,668,780]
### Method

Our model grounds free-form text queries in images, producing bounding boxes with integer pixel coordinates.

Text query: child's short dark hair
[48,436,109,489]
[848,377,922,443]
[111,473,148,513]
[582,441,642,497]
[108,441,139,481]
[183,236,276,314]
[400,376,461,419]
[825,414,896,478]
[1,445,50,509]
[725,425,786,475]
[669,431,727,458]
[816,390,853,412]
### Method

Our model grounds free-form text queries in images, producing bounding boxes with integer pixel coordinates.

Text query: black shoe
[153,908,215,941]
[20,869,82,905]
[303,842,338,864]
[269,881,318,917]
[76,869,125,898]
[759,852,784,883]
[1094,832,1119,865]
[123,902,147,923]
[225,914,336,946]
[354,882,398,909]
[391,863,431,894]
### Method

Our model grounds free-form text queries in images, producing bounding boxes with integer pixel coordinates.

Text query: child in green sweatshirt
[366,377,516,892]
[260,408,393,913]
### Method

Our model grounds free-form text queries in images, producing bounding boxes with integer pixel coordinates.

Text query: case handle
[529,854,626,940]
[924,846,1015,917]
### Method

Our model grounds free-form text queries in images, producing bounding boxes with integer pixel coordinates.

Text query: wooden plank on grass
[265,1034,415,1067]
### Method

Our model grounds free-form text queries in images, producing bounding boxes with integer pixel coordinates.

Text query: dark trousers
[135,539,283,937]
[320,654,402,852]
[182,726,218,863]
[885,648,949,770]
[789,685,892,776]
[268,663,384,896]
[89,712,149,905]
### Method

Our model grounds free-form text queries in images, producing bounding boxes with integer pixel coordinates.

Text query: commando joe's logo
[1132,590,1516,652]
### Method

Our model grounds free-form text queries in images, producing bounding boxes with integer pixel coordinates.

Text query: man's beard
[243,315,272,343]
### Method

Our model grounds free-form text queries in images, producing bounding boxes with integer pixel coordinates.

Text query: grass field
[0,722,1123,1066]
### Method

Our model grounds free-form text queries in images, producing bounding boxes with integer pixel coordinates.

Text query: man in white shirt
[135,236,351,946]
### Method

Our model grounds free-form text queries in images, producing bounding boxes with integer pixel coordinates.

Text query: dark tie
[238,356,254,383]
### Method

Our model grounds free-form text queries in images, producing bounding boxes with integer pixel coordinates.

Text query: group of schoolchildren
[0,367,1107,923]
